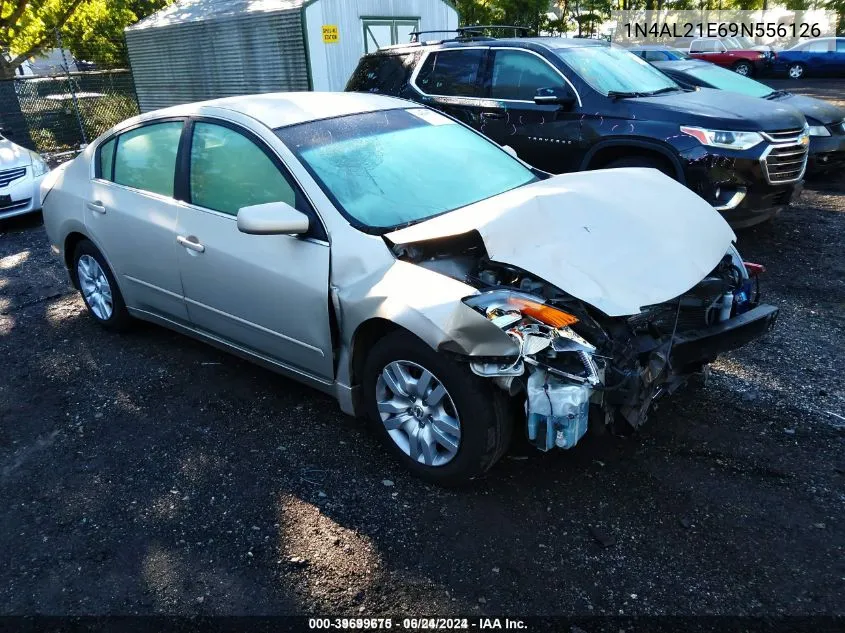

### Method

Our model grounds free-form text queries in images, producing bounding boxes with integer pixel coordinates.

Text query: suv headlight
[807,124,830,137]
[29,151,49,177]
[680,126,764,150]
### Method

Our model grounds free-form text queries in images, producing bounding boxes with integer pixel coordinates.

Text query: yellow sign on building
[322,25,339,43]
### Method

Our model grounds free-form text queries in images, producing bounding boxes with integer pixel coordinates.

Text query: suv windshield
[556,45,679,96]
[686,63,773,98]
[276,108,537,232]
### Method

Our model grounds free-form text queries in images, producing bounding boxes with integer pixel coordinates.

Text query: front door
[475,48,582,173]
[87,120,188,321]
[174,120,333,379]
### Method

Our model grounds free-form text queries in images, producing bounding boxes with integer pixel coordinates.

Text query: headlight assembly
[680,126,764,151]
[28,151,50,177]
[807,124,830,137]
[463,291,579,329]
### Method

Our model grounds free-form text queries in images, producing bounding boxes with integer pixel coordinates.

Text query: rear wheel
[362,330,514,485]
[603,155,675,178]
[733,61,753,77]
[788,63,806,79]
[71,240,132,331]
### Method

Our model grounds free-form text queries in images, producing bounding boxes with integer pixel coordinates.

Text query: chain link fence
[0,34,140,164]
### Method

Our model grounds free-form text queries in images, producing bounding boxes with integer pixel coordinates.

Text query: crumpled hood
[0,138,33,169]
[386,168,736,317]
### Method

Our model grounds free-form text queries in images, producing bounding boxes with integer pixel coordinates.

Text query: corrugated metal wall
[126,9,310,113]
[304,0,458,91]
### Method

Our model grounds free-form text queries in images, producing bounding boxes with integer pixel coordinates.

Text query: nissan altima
[41,92,778,484]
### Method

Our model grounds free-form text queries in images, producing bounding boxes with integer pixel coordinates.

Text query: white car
[40,93,778,484]
[0,135,50,219]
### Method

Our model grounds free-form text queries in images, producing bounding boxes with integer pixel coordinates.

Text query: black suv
[346,36,810,228]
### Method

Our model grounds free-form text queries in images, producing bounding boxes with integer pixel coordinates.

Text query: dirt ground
[1,80,843,620]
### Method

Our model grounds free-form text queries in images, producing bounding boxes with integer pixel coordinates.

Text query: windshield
[556,45,679,95]
[276,109,537,232]
[687,63,773,98]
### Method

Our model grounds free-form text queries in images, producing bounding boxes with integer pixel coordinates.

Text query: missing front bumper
[664,304,779,368]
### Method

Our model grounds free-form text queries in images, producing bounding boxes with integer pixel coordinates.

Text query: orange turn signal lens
[507,297,578,329]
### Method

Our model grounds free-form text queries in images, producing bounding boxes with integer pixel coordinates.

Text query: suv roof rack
[408,24,532,44]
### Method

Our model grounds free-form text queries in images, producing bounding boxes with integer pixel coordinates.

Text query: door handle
[481,111,506,120]
[177,235,205,253]
[86,200,106,214]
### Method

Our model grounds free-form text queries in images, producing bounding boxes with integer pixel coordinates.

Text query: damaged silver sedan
[41,92,778,484]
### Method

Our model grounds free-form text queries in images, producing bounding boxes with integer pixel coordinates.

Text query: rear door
[173,118,333,379]
[474,47,582,173]
[410,47,488,127]
[87,120,188,321]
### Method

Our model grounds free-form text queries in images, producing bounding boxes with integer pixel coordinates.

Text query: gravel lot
[1,80,844,619]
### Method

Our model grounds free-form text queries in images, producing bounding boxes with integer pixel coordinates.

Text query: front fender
[335,259,518,387]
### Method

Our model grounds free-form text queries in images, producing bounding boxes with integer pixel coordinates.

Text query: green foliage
[0,0,175,77]
[457,0,843,35]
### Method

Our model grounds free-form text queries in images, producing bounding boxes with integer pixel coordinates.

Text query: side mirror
[237,201,309,235]
[534,86,576,109]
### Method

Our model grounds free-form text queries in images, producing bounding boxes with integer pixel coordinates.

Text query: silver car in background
[41,92,778,484]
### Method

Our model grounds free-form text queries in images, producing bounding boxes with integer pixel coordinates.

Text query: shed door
[363,18,420,53]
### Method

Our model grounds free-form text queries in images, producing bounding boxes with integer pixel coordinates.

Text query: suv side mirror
[534,86,576,109]
[237,201,309,235]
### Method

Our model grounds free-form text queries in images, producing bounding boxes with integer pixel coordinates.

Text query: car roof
[122,92,414,130]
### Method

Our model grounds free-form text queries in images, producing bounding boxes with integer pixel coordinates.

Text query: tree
[0,0,174,78]
[62,0,174,67]
[0,0,89,79]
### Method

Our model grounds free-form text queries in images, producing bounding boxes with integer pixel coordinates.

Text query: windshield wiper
[764,89,790,100]
[607,90,646,100]
[641,87,681,96]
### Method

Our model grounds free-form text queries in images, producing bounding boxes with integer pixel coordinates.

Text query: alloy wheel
[735,64,751,76]
[375,360,461,466]
[789,65,804,79]
[77,254,113,320]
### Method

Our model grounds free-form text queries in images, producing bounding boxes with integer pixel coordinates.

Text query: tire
[733,61,753,77]
[71,239,132,331]
[787,63,806,80]
[603,155,675,178]
[362,330,514,485]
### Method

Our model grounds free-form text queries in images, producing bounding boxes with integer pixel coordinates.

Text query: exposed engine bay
[391,231,769,451]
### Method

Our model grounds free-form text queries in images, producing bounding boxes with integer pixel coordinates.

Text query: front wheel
[733,61,753,77]
[788,63,806,80]
[362,330,514,485]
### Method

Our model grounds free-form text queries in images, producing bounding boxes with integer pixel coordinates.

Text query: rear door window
[800,40,831,52]
[113,121,183,197]
[97,138,116,180]
[346,52,420,94]
[691,40,717,53]
[415,49,485,97]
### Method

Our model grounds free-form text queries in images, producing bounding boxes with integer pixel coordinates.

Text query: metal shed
[125,0,458,113]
